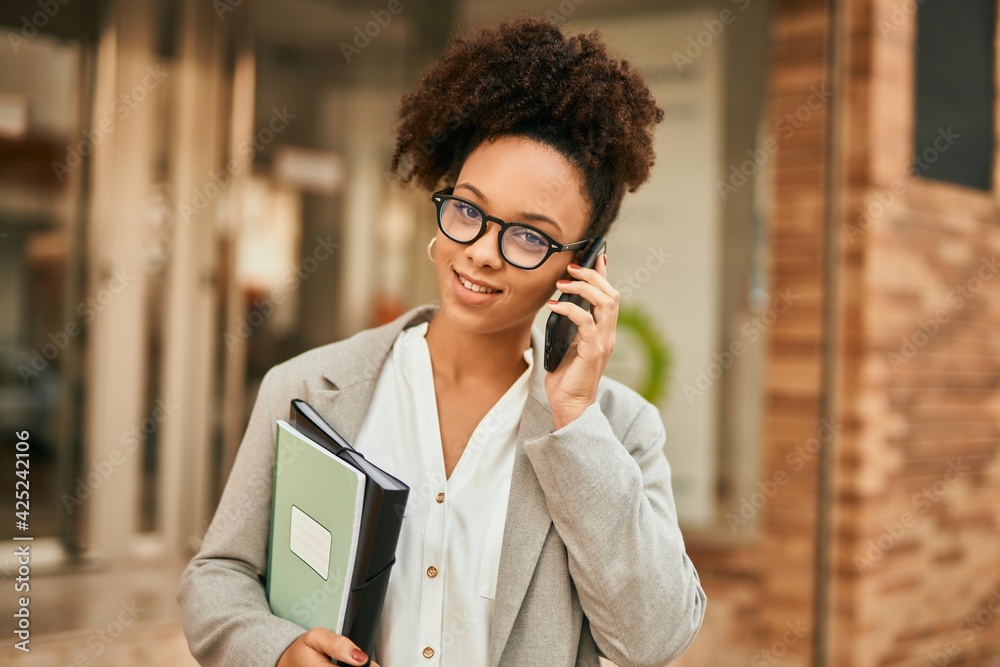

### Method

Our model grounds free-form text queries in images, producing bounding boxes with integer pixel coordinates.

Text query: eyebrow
[455,182,564,234]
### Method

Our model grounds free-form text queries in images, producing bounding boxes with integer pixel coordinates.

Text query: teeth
[459,274,500,294]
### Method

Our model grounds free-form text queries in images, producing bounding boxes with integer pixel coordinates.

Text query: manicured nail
[568,263,581,270]
[547,299,559,305]
[352,648,368,663]
[602,253,607,266]
[556,279,570,285]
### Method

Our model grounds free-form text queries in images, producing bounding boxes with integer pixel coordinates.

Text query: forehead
[456,136,590,236]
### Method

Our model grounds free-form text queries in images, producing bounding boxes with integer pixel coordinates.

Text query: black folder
[288,399,410,666]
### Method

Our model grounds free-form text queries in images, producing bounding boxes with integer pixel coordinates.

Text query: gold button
[426,565,438,578]
[422,646,435,658]
[436,492,445,503]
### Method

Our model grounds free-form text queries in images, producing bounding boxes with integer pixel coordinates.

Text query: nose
[464,220,505,269]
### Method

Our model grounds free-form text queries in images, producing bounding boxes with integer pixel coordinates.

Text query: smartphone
[544,235,608,372]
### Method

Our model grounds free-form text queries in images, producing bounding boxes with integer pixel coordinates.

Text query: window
[914,0,996,190]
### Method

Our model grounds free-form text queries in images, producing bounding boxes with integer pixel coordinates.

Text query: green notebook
[267,420,366,633]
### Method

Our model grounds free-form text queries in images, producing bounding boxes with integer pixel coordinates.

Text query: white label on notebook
[289,505,332,580]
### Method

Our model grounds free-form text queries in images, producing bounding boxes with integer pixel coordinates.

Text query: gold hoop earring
[426,236,437,263]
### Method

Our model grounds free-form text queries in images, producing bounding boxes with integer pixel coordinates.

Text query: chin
[458,297,545,334]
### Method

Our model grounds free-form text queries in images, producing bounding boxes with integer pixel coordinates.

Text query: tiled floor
[2,557,198,666]
[0,557,627,666]
[2,619,197,666]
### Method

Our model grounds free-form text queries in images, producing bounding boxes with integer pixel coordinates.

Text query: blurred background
[1,0,999,665]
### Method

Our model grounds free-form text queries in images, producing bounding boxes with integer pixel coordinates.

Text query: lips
[452,269,503,305]
[454,270,502,294]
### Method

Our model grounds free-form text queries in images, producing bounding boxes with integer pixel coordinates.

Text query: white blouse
[353,320,534,667]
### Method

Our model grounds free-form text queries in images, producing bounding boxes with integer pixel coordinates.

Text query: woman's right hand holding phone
[276,627,382,667]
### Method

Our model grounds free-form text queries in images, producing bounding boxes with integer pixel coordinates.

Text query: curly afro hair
[389,14,664,241]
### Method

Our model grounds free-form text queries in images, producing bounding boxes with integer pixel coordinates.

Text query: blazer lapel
[487,381,555,667]
[307,302,555,667]
[310,303,438,443]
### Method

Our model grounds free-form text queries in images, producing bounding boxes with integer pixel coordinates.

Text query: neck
[423,311,532,387]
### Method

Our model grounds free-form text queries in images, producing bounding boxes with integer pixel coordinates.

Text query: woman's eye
[457,203,482,221]
[512,228,547,248]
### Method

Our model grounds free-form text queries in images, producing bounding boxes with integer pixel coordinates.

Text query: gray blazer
[177,302,706,667]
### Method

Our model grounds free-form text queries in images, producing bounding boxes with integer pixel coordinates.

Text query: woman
[177,14,706,667]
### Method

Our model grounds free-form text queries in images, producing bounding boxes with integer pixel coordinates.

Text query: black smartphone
[544,235,608,372]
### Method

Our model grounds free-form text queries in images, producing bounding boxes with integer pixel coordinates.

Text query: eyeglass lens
[439,198,551,268]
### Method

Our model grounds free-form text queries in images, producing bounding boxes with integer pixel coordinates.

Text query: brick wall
[830,0,1000,665]
[673,1,1000,666]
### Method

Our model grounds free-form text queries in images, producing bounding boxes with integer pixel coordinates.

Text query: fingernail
[352,648,368,663]
[602,253,608,266]
[556,279,570,285]
[547,299,559,305]
[569,263,581,270]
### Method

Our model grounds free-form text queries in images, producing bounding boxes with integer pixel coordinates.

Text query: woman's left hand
[544,252,618,430]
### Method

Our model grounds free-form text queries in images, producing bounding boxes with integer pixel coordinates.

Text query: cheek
[523,273,561,298]
[436,243,457,273]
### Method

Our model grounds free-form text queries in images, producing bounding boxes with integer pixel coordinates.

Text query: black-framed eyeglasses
[431,187,591,270]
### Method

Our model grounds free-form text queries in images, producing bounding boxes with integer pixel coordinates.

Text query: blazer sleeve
[176,367,307,666]
[521,398,707,667]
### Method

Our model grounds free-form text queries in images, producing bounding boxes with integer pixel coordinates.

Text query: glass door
[0,5,96,560]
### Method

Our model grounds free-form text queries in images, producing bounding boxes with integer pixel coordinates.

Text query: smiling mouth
[455,270,502,294]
